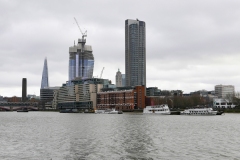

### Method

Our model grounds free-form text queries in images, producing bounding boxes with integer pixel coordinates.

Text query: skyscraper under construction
[68,36,94,82]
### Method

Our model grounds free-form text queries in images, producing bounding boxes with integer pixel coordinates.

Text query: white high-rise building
[116,69,122,87]
[215,84,235,99]
[125,19,146,87]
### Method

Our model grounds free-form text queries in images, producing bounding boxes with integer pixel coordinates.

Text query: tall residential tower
[125,19,146,87]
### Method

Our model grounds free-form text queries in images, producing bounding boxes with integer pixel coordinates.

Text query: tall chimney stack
[22,78,27,102]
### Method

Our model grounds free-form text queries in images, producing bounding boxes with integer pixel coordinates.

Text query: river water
[0,112,239,160]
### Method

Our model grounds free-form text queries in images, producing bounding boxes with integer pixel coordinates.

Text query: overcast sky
[1,0,240,97]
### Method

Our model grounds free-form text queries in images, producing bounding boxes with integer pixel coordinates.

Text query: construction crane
[100,67,105,79]
[74,17,87,78]
[74,17,87,40]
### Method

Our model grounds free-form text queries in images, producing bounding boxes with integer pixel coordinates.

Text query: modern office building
[22,78,27,102]
[146,87,161,96]
[40,87,60,102]
[52,89,59,109]
[190,90,211,97]
[27,94,40,100]
[215,85,235,99]
[41,58,49,89]
[171,90,183,97]
[56,78,105,111]
[115,69,122,87]
[68,37,94,82]
[125,19,146,87]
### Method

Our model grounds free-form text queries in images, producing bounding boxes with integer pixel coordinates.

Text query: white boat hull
[180,108,217,116]
[143,104,170,115]
[95,110,107,114]
[95,109,121,114]
[143,112,171,115]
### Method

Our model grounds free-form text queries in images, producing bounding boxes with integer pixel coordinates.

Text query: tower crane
[100,67,105,79]
[74,17,87,40]
[74,17,87,78]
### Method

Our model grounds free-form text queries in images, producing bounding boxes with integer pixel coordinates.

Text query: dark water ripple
[0,112,240,159]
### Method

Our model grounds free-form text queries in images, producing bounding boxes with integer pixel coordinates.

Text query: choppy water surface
[0,112,240,160]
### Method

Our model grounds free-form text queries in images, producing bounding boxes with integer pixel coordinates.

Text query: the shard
[41,58,49,89]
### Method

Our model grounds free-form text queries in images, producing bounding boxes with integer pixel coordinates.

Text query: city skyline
[1,0,240,96]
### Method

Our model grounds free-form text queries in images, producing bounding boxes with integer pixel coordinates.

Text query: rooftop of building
[69,38,93,52]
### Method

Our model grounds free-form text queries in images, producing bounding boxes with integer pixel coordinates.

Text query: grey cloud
[1,0,240,96]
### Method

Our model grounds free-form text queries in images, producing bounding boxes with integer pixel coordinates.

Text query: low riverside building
[40,86,60,109]
[0,95,3,101]
[40,87,60,102]
[171,90,183,96]
[56,78,107,111]
[4,96,21,102]
[213,98,235,109]
[145,96,166,106]
[52,89,59,109]
[146,88,183,97]
[146,87,161,96]
[97,85,145,111]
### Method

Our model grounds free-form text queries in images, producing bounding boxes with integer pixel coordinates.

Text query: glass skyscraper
[41,58,49,89]
[69,38,94,82]
[125,19,146,87]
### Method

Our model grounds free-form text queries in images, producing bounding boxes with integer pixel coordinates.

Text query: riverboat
[60,109,78,113]
[17,108,28,112]
[180,108,217,115]
[95,109,123,114]
[108,109,118,114]
[216,110,224,115]
[17,110,28,112]
[143,104,171,114]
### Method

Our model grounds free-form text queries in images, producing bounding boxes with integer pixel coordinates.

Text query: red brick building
[4,96,21,102]
[97,85,145,111]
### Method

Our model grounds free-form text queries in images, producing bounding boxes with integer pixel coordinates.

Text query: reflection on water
[0,112,240,159]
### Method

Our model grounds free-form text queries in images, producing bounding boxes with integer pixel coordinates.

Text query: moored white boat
[95,109,107,114]
[95,109,110,114]
[180,108,217,115]
[95,109,122,114]
[108,109,119,114]
[143,104,170,114]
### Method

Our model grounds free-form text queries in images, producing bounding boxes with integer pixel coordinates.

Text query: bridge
[0,102,39,111]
